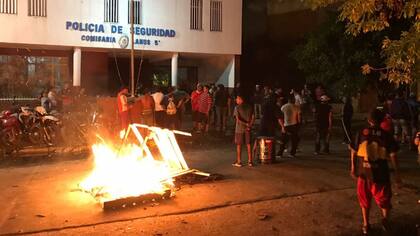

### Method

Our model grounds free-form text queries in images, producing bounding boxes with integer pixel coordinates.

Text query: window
[0,55,70,97]
[128,0,141,25]
[28,0,47,17]
[104,0,118,23]
[210,0,222,31]
[0,0,18,14]
[190,0,202,30]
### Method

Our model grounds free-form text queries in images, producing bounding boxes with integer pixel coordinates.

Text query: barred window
[128,0,141,25]
[104,0,118,23]
[210,0,222,31]
[0,0,18,14]
[28,0,47,17]
[190,0,202,30]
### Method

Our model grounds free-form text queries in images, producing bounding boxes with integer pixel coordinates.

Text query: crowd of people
[90,81,419,172]
[231,84,338,167]
[116,83,233,134]
[38,83,88,113]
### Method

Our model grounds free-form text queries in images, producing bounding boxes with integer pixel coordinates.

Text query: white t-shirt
[281,103,300,126]
[152,92,165,111]
[294,94,303,106]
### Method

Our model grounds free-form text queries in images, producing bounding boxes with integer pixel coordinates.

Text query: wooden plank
[102,189,171,210]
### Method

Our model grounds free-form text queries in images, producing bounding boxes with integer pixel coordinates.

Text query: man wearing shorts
[233,94,255,167]
[350,109,402,235]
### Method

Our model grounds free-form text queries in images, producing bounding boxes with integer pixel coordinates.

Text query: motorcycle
[17,106,61,147]
[33,106,62,145]
[0,110,20,154]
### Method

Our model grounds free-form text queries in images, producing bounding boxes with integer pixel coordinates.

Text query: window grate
[0,0,18,14]
[190,0,202,30]
[210,0,222,31]
[104,0,119,23]
[128,0,141,25]
[28,0,47,17]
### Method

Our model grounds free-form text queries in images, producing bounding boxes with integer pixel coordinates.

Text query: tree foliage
[304,0,419,85]
[291,11,385,97]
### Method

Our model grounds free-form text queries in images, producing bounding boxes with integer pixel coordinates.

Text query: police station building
[0,0,242,96]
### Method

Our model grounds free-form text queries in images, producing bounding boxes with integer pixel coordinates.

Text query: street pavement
[0,131,419,235]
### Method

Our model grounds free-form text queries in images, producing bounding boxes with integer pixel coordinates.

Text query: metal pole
[130,0,135,96]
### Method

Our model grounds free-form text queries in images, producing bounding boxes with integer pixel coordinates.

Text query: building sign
[65,21,176,47]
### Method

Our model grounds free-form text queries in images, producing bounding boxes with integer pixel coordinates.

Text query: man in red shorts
[350,109,402,235]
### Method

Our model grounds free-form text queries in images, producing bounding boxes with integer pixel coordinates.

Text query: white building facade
[0,0,242,96]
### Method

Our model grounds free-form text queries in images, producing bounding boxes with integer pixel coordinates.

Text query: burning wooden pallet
[80,124,210,210]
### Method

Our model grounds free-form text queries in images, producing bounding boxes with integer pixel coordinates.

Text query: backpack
[356,129,387,162]
[166,99,177,115]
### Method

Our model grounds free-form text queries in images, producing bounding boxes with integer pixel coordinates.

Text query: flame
[80,124,190,203]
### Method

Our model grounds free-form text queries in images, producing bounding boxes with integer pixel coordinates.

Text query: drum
[256,136,275,164]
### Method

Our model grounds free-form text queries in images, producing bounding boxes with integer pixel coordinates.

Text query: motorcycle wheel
[0,129,19,154]
[44,124,60,145]
[28,126,44,145]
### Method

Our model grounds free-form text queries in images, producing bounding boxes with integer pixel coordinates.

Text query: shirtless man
[138,87,155,126]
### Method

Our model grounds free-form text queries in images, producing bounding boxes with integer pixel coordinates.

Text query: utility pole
[130,0,135,96]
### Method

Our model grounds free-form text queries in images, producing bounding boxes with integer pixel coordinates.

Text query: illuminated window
[0,0,18,14]
[128,0,141,25]
[210,0,222,31]
[190,0,203,30]
[104,0,118,23]
[28,0,47,17]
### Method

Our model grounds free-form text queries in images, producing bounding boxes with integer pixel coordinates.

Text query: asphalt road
[0,137,419,236]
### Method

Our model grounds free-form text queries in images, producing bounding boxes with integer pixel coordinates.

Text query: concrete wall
[0,0,242,55]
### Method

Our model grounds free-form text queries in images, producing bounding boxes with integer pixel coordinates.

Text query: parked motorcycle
[0,110,20,154]
[33,106,62,145]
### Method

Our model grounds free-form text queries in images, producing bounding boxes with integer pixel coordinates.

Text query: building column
[73,47,81,87]
[228,56,236,88]
[171,53,179,87]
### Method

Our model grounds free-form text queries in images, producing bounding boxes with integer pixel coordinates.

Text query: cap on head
[320,95,330,102]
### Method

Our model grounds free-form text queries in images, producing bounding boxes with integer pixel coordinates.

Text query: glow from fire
[80,125,190,203]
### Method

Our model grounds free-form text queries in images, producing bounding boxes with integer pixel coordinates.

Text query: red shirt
[198,92,212,114]
[191,90,202,111]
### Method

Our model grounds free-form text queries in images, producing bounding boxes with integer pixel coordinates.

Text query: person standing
[197,85,212,133]
[48,88,59,111]
[214,84,230,132]
[233,94,255,167]
[278,95,301,158]
[292,89,303,108]
[40,91,51,113]
[390,91,411,143]
[406,92,419,147]
[209,83,217,126]
[301,84,312,123]
[172,86,190,130]
[349,109,401,235]
[191,84,203,132]
[117,87,131,131]
[313,95,333,155]
[253,85,263,119]
[342,96,354,144]
[314,85,325,102]
[165,93,178,130]
[152,87,166,127]
[138,87,155,127]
